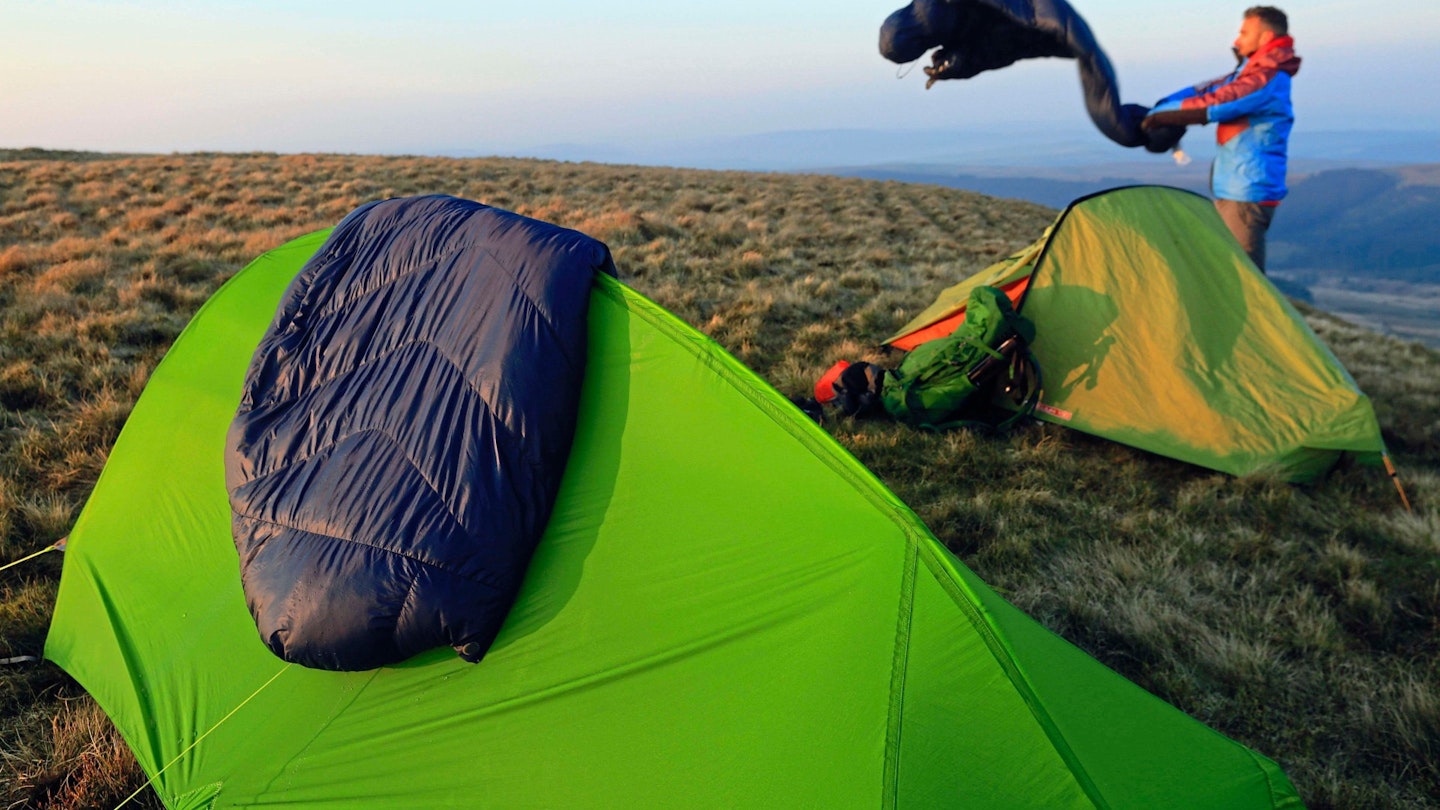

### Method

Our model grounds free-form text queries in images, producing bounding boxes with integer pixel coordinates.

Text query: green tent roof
[47,228,1302,808]
[888,186,1386,482]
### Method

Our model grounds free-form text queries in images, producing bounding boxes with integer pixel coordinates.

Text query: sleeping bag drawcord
[112,664,294,810]
[0,536,66,574]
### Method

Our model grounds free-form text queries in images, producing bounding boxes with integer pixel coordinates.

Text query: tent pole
[1383,454,1413,513]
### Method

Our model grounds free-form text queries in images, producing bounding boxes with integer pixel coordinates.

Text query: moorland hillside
[1,152,1437,809]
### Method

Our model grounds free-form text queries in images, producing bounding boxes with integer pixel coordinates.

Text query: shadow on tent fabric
[387,289,629,667]
[1173,240,1250,404]
[489,294,632,654]
[1031,285,1119,404]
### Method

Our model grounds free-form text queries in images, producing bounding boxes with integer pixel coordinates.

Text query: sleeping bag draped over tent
[227,196,614,671]
[879,0,1183,152]
[46,198,1303,808]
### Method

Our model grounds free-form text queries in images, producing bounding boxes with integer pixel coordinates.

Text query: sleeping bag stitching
[305,238,472,323]
[233,426,478,547]
[232,353,547,492]
[230,507,506,582]
[234,341,545,474]
[231,510,437,567]
[250,254,584,413]
[240,341,489,421]
[456,243,588,369]
[303,211,587,368]
[395,565,425,638]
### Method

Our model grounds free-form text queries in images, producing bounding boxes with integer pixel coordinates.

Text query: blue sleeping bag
[226,195,615,671]
[879,0,1184,153]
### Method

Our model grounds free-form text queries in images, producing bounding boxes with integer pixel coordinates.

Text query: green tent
[47,227,1303,808]
[888,186,1386,483]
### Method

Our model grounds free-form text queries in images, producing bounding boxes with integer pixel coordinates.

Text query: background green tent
[47,226,1303,808]
[888,186,1387,483]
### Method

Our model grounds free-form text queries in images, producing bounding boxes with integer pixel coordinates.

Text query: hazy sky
[3,0,1438,156]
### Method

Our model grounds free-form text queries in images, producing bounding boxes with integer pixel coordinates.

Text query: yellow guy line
[0,537,66,574]
[113,664,294,810]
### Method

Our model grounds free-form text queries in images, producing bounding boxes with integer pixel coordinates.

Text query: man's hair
[1245,6,1289,37]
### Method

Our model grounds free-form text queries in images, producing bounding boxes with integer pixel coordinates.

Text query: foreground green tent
[889,186,1386,483]
[48,226,1303,808]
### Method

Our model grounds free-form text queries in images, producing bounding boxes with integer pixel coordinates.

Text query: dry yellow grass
[1,150,1437,809]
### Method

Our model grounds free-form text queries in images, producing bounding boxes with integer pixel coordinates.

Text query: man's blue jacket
[1153,36,1302,203]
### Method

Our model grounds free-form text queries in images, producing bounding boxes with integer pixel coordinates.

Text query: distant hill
[0,147,130,162]
[827,162,1440,285]
[1270,167,1440,284]
[510,127,1440,174]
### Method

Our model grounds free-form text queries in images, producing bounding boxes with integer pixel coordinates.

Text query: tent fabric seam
[171,781,223,810]
[882,541,919,808]
[913,543,1111,810]
[919,526,1296,806]
[593,274,1116,802]
[253,669,383,798]
[86,572,167,776]
[1247,746,1283,807]
[137,664,293,807]
[1243,746,1305,809]
[592,276,932,544]
[595,274,1110,804]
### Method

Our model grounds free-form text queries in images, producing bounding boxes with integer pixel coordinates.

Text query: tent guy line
[112,664,294,810]
[0,537,66,574]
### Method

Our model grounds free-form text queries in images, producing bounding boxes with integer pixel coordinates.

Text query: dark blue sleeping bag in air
[226,195,615,671]
[879,0,1184,153]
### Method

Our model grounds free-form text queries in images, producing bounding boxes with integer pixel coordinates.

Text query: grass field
[1,152,1437,809]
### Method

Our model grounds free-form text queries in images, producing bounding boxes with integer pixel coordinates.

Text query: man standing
[1142,7,1301,272]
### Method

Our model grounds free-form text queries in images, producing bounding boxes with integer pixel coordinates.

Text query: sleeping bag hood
[225,195,615,671]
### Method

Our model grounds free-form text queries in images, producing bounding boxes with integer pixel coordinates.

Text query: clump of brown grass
[32,256,110,296]
[0,244,39,276]
[2,699,158,809]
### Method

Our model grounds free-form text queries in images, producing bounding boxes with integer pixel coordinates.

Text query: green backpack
[881,285,1040,431]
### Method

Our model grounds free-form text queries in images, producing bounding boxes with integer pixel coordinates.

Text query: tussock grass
[2,699,155,809]
[1,151,1437,808]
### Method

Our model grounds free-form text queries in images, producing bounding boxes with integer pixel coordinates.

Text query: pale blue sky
[3,0,1437,157]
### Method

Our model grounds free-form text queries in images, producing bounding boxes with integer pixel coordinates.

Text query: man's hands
[1142,108,1208,130]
